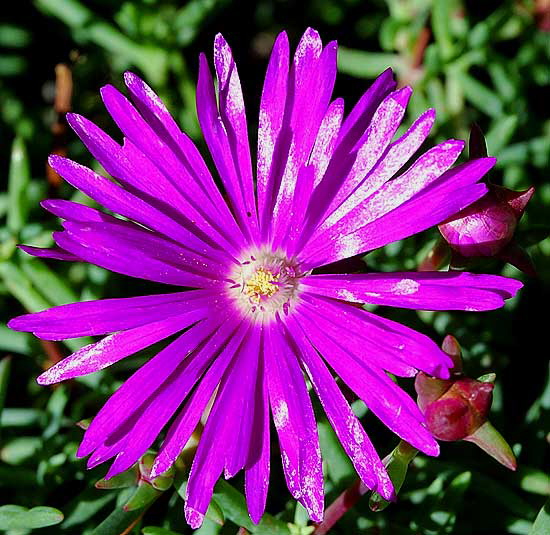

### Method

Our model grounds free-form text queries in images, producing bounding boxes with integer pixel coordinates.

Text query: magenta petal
[266,322,324,521]
[151,320,250,477]
[213,35,259,236]
[122,72,245,248]
[37,305,209,384]
[256,31,290,230]
[53,223,219,288]
[244,351,270,524]
[336,68,396,153]
[303,272,522,311]
[328,86,413,213]
[224,326,262,478]
[8,290,210,339]
[41,199,116,224]
[300,293,453,379]
[309,98,344,188]
[196,52,258,243]
[304,178,488,269]
[99,84,247,255]
[298,307,439,455]
[307,138,465,250]
[270,34,337,249]
[286,314,394,499]
[103,321,237,479]
[316,109,436,236]
[184,324,257,528]
[78,318,224,459]
[48,155,226,262]
[17,245,80,262]
[66,113,242,255]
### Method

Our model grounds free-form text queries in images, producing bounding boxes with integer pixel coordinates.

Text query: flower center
[228,249,302,320]
[244,268,280,303]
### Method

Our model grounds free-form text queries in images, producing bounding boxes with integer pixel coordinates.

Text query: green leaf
[212,480,290,534]
[0,356,11,416]
[0,24,31,48]
[1,408,45,428]
[530,499,550,535]
[520,468,550,496]
[0,436,42,465]
[486,115,519,156]
[432,0,456,62]
[21,258,79,306]
[337,47,404,79]
[0,262,50,312]
[7,137,31,233]
[0,324,31,354]
[89,503,145,535]
[142,527,185,535]
[370,441,418,511]
[60,486,116,530]
[0,505,63,529]
[458,71,503,118]
[123,483,161,512]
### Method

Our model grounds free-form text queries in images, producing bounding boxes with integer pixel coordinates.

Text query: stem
[312,479,365,535]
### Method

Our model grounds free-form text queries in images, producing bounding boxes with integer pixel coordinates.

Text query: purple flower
[9,29,522,527]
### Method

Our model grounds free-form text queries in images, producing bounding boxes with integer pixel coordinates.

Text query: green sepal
[369,441,418,511]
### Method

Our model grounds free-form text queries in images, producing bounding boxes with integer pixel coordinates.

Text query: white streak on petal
[391,278,420,295]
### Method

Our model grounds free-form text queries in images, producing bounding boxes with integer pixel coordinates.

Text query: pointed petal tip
[214,32,227,46]
[36,371,55,386]
[123,71,140,86]
[184,505,205,529]
[249,512,263,525]
[303,26,321,39]
[47,153,64,168]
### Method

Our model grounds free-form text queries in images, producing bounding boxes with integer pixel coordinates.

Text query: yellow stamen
[244,268,280,304]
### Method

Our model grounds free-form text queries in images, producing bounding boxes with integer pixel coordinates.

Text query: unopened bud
[421,378,494,441]
[439,185,534,258]
[415,334,516,470]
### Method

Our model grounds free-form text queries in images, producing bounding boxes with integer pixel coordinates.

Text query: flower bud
[438,185,534,258]
[420,377,494,441]
[415,335,516,470]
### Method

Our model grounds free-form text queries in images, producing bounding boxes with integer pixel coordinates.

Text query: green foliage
[1,1,548,534]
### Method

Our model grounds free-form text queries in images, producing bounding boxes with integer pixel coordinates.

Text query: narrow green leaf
[60,487,116,529]
[486,115,519,156]
[337,47,404,79]
[89,503,145,535]
[213,480,290,534]
[520,468,550,496]
[0,436,42,465]
[0,505,64,529]
[21,258,79,306]
[432,0,455,61]
[0,24,31,48]
[0,356,11,441]
[142,527,185,535]
[7,137,31,233]
[123,484,161,512]
[0,261,50,312]
[530,499,550,535]
[458,71,503,118]
[0,324,31,354]
[1,408,45,428]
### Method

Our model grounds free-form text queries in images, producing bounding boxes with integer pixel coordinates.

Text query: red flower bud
[419,377,494,441]
[415,334,517,470]
[438,185,534,258]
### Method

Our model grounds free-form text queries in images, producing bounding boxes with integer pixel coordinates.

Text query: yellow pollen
[244,268,280,304]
